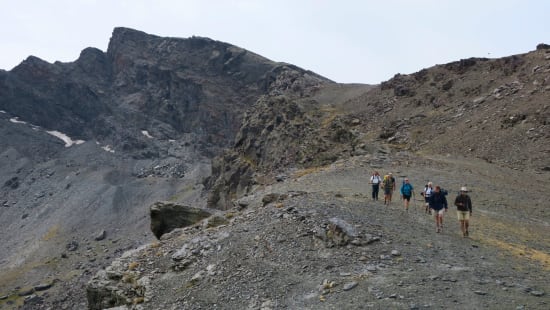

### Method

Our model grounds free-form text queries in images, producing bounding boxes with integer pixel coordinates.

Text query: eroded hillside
[207,45,550,210]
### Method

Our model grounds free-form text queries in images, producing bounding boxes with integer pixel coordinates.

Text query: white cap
[460,186,468,192]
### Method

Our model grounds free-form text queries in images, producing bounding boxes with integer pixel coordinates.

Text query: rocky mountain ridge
[0,27,330,309]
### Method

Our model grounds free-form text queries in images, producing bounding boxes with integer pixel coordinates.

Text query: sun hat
[460,186,468,192]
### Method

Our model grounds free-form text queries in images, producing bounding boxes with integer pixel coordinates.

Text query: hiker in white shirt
[421,182,434,214]
[370,171,382,201]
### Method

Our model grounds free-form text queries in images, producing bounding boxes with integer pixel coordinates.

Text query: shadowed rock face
[150,202,212,239]
[0,27,332,308]
[0,27,331,158]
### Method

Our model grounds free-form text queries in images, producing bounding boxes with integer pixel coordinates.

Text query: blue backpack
[401,183,412,195]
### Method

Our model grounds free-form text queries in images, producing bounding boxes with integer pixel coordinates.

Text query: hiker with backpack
[382,173,396,205]
[400,178,414,211]
[454,186,473,237]
[369,171,382,201]
[420,182,434,214]
[428,185,448,233]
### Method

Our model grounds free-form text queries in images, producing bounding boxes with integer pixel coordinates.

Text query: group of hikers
[369,171,473,237]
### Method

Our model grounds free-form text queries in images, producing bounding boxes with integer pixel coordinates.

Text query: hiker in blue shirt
[400,178,414,211]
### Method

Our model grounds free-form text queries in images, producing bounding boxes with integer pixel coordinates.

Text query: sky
[1,0,549,84]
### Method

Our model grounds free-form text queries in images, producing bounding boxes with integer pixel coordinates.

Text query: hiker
[420,182,434,214]
[382,173,395,205]
[454,186,473,237]
[428,185,448,233]
[400,178,414,211]
[369,171,382,201]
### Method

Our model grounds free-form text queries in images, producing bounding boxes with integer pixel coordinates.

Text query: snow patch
[46,130,85,147]
[102,145,115,153]
[6,114,85,148]
[95,141,115,153]
[0,110,6,113]
[9,117,26,124]
[141,130,154,139]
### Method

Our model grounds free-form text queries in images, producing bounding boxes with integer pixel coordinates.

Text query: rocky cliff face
[205,92,364,209]
[0,27,331,309]
[1,27,327,157]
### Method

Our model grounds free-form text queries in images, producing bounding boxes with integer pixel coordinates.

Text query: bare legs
[425,202,431,214]
[403,196,410,211]
[434,210,444,232]
[460,220,469,237]
[384,192,392,205]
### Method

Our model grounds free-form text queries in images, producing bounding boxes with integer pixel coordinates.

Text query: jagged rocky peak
[76,47,108,66]
[10,55,62,79]
[106,27,279,80]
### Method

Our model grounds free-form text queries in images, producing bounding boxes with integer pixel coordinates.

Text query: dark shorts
[403,194,411,201]
[384,188,392,195]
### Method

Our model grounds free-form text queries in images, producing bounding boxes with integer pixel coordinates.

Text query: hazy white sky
[1,0,549,84]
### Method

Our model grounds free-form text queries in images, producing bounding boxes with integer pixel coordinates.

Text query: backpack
[383,176,393,190]
[402,183,412,195]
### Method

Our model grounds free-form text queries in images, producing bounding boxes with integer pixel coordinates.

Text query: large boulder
[150,202,212,239]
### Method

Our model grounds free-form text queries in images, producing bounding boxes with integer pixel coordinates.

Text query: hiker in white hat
[454,186,473,237]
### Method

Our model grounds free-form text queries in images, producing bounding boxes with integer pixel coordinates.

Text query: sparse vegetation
[42,225,60,241]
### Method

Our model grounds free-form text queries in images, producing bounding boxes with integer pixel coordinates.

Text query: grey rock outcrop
[205,93,360,209]
[150,201,212,239]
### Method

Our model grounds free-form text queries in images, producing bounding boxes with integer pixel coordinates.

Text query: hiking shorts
[457,211,470,221]
[384,188,392,195]
[402,194,411,201]
[432,209,445,215]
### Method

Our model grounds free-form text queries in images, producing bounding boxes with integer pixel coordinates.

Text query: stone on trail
[343,281,358,291]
